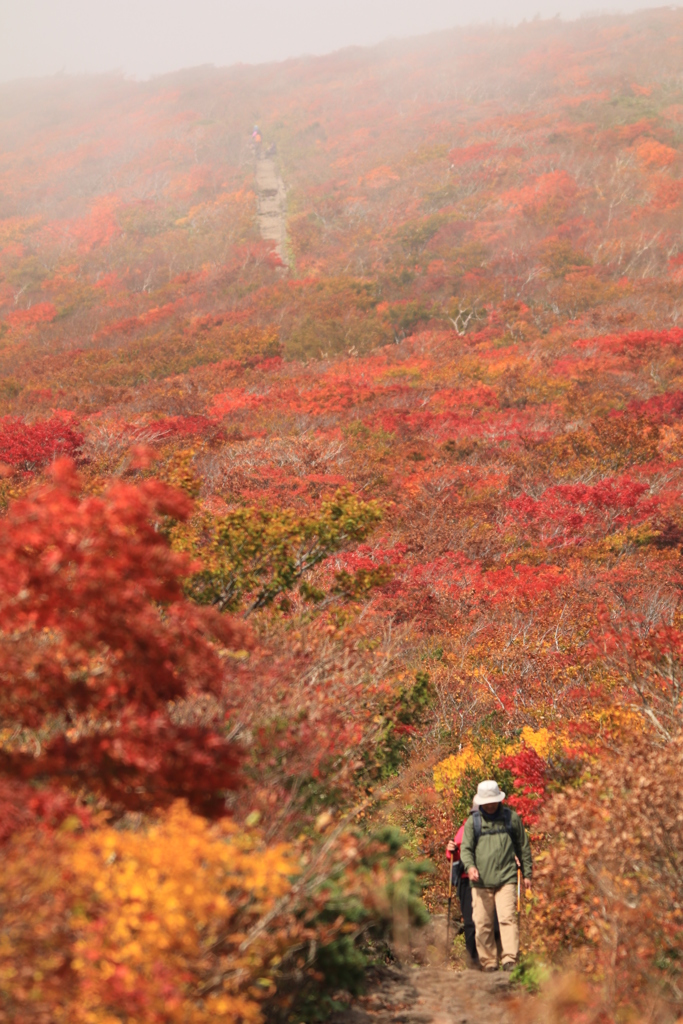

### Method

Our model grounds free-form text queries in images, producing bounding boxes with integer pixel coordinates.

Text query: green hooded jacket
[460,805,532,888]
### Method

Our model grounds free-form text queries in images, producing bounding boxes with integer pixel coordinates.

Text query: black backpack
[472,806,522,863]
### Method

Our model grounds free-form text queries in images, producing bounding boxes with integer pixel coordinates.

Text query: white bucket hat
[473,780,506,806]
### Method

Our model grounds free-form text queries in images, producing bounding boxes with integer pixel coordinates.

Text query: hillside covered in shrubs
[1,8,683,1022]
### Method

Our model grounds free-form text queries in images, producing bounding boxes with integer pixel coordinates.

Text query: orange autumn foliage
[533,734,683,1021]
[0,801,298,1024]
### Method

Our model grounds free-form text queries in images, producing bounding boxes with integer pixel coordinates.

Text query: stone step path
[255,156,289,268]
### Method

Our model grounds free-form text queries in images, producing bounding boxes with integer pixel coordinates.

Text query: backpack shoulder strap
[472,809,482,846]
[502,806,522,859]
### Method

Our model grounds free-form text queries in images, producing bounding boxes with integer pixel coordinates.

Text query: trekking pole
[446,859,453,957]
[517,867,523,955]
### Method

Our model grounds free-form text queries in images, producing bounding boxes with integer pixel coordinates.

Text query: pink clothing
[446,820,469,879]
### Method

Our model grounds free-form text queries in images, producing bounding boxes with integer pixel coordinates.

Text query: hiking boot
[482,966,498,973]
[501,962,516,972]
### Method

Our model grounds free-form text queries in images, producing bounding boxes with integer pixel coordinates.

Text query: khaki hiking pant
[471,883,518,968]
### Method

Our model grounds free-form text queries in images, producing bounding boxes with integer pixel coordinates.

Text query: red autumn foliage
[0,415,84,471]
[144,414,218,438]
[0,778,91,844]
[0,460,246,819]
[5,303,56,328]
[497,747,547,826]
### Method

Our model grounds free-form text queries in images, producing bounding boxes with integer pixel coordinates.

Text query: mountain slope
[1,10,683,1022]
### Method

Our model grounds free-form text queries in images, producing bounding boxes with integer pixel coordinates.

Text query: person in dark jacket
[446,815,477,965]
[460,779,532,972]
[446,807,501,968]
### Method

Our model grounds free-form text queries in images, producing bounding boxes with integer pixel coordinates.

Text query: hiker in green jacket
[460,779,532,972]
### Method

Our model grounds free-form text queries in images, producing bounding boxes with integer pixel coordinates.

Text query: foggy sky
[1,0,680,82]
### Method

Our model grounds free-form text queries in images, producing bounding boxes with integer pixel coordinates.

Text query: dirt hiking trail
[335,965,512,1024]
[332,916,514,1024]
[255,155,289,268]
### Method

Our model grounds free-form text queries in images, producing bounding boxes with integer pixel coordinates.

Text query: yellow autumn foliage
[432,744,483,792]
[512,726,555,759]
[0,801,299,1024]
[433,727,567,794]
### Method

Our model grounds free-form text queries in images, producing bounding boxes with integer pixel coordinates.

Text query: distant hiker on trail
[446,803,501,969]
[460,780,532,972]
[251,125,262,157]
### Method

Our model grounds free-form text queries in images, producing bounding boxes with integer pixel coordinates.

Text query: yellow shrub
[433,745,483,792]
[0,801,299,1024]
[515,726,554,759]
